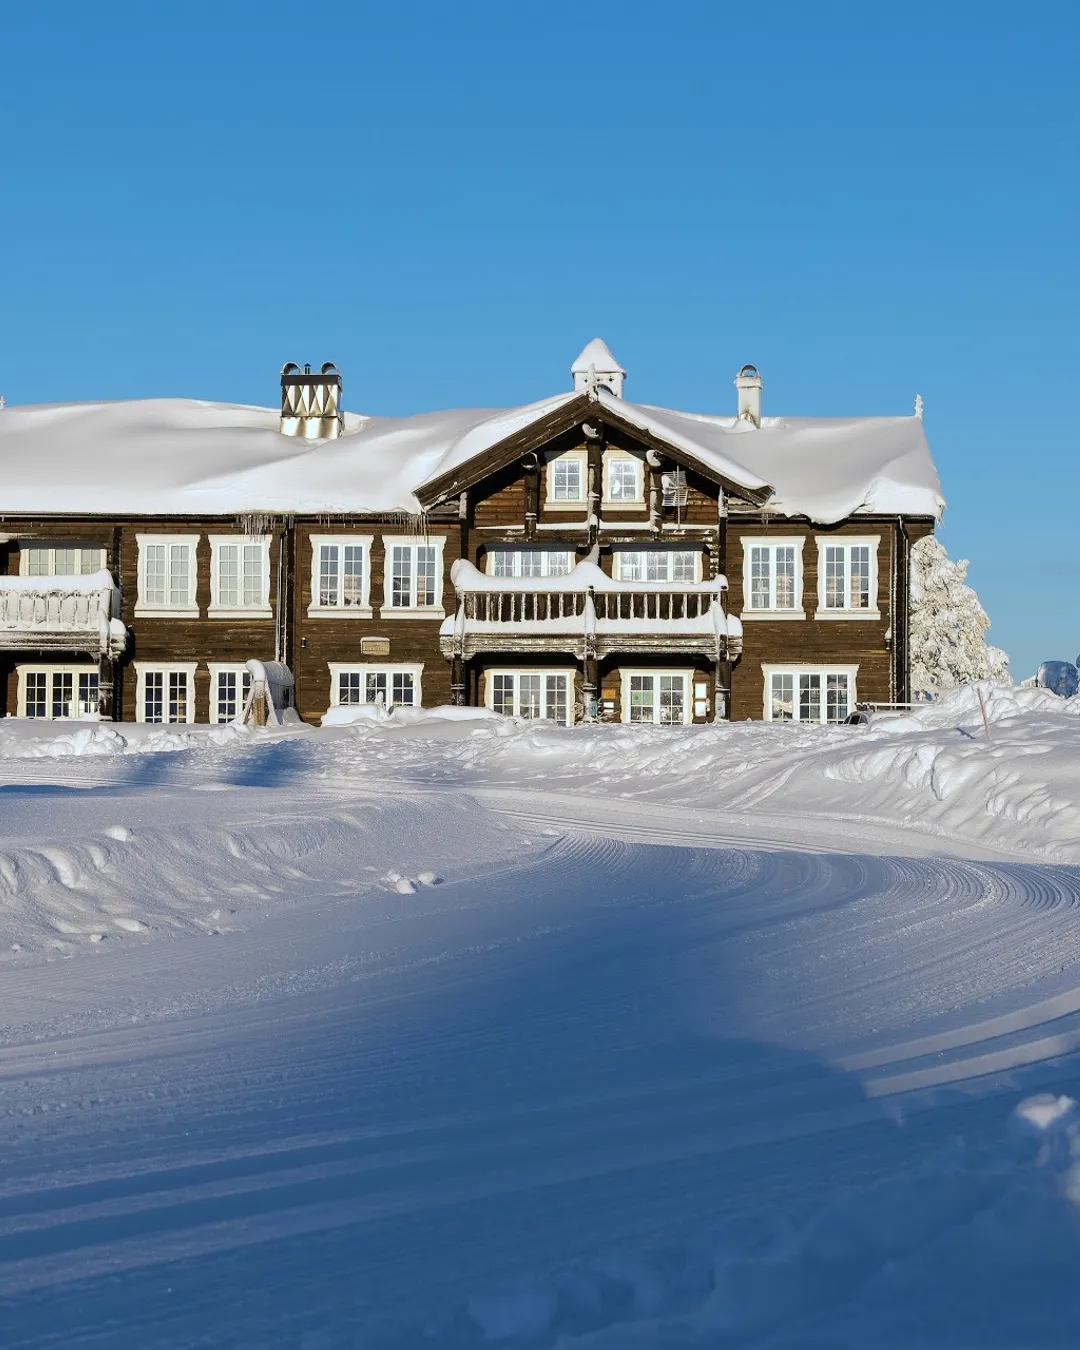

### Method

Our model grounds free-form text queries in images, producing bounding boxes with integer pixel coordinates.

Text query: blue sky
[2,1,1076,677]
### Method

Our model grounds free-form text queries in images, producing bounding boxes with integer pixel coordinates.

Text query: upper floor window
[383,536,446,616]
[135,534,198,616]
[741,538,804,616]
[21,545,105,577]
[209,536,271,616]
[548,454,585,503]
[308,535,373,616]
[816,537,879,617]
[614,550,698,583]
[605,458,642,503]
[488,549,573,578]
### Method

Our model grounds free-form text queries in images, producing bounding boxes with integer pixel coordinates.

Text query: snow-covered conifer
[909,536,1008,698]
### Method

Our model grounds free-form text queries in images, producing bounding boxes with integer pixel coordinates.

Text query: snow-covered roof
[571,338,625,376]
[0,387,944,524]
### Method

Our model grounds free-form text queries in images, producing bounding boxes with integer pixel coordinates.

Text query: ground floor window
[136,664,197,725]
[620,671,691,725]
[763,665,857,724]
[208,664,254,723]
[17,666,99,718]
[330,663,422,709]
[486,670,573,724]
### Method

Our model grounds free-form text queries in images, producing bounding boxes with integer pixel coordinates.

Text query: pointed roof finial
[571,338,625,398]
[914,393,924,420]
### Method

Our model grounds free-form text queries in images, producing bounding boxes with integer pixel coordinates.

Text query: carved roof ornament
[571,339,625,398]
[914,393,924,421]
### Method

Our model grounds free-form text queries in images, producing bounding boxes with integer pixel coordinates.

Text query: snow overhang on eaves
[414,391,775,509]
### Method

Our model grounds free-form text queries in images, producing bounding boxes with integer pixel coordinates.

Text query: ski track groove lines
[0,795,1078,1346]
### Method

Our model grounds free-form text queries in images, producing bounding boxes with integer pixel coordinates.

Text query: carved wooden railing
[0,577,126,654]
[461,590,589,623]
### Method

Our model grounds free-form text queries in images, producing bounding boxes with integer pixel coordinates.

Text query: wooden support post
[97,655,116,720]
[451,654,466,706]
[582,646,599,722]
[714,657,732,722]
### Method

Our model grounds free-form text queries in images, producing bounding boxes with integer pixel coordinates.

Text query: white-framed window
[135,663,197,724]
[486,669,574,725]
[604,456,642,504]
[740,537,805,618]
[382,536,446,617]
[329,663,423,708]
[209,536,271,617]
[620,670,692,725]
[486,548,574,578]
[546,451,587,506]
[20,545,105,577]
[308,535,374,616]
[815,537,880,618]
[762,665,858,724]
[207,663,253,724]
[613,550,699,583]
[16,665,100,718]
[135,534,199,616]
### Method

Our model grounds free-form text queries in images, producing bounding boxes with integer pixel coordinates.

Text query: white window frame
[613,549,702,583]
[18,545,106,577]
[814,536,880,619]
[308,534,374,617]
[208,535,272,618]
[135,662,198,725]
[135,534,199,617]
[603,452,644,507]
[484,548,574,578]
[484,667,576,725]
[207,662,254,724]
[545,449,588,509]
[619,669,693,725]
[740,536,806,620]
[381,535,446,618]
[15,664,101,719]
[761,664,859,724]
[329,662,424,708]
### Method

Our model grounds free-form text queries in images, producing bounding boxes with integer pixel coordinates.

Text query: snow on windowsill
[133,605,200,619]
[740,609,808,622]
[306,605,375,619]
[815,609,882,621]
[380,607,447,620]
[207,606,273,620]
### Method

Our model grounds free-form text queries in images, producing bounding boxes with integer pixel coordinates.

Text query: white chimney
[734,364,762,427]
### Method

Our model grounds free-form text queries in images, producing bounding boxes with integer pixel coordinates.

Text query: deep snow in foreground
[1,686,1080,1347]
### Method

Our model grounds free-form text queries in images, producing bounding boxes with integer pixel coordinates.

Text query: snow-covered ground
[2,685,1080,1347]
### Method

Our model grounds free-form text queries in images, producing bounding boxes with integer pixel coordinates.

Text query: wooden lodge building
[0,341,943,728]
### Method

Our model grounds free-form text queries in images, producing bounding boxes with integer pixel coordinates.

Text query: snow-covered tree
[909,536,1009,698]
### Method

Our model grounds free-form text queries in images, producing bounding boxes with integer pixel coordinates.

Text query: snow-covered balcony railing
[439,559,742,660]
[0,571,127,656]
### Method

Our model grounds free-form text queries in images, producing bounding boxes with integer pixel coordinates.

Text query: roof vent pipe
[734,364,762,427]
[280,361,343,439]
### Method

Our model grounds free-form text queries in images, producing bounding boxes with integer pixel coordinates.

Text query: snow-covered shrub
[909,537,1009,698]
[1036,661,1079,698]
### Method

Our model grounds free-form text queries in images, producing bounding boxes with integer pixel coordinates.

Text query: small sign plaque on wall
[361,637,391,657]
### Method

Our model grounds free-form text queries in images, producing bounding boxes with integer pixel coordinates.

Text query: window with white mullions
[19,667,99,719]
[606,459,641,502]
[137,535,198,613]
[390,544,438,609]
[816,538,878,614]
[213,540,267,609]
[309,536,372,614]
[333,665,420,709]
[489,549,573,578]
[624,672,689,725]
[212,668,253,723]
[614,550,697,583]
[23,546,104,577]
[765,668,854,724]
[488,672,571,724]
[550,459,584,502]
[749,545,797,609]
[137,665,195,724]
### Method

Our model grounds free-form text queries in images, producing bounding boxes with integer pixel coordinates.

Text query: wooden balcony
[0,573,127,656]
[439,579,740,661]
